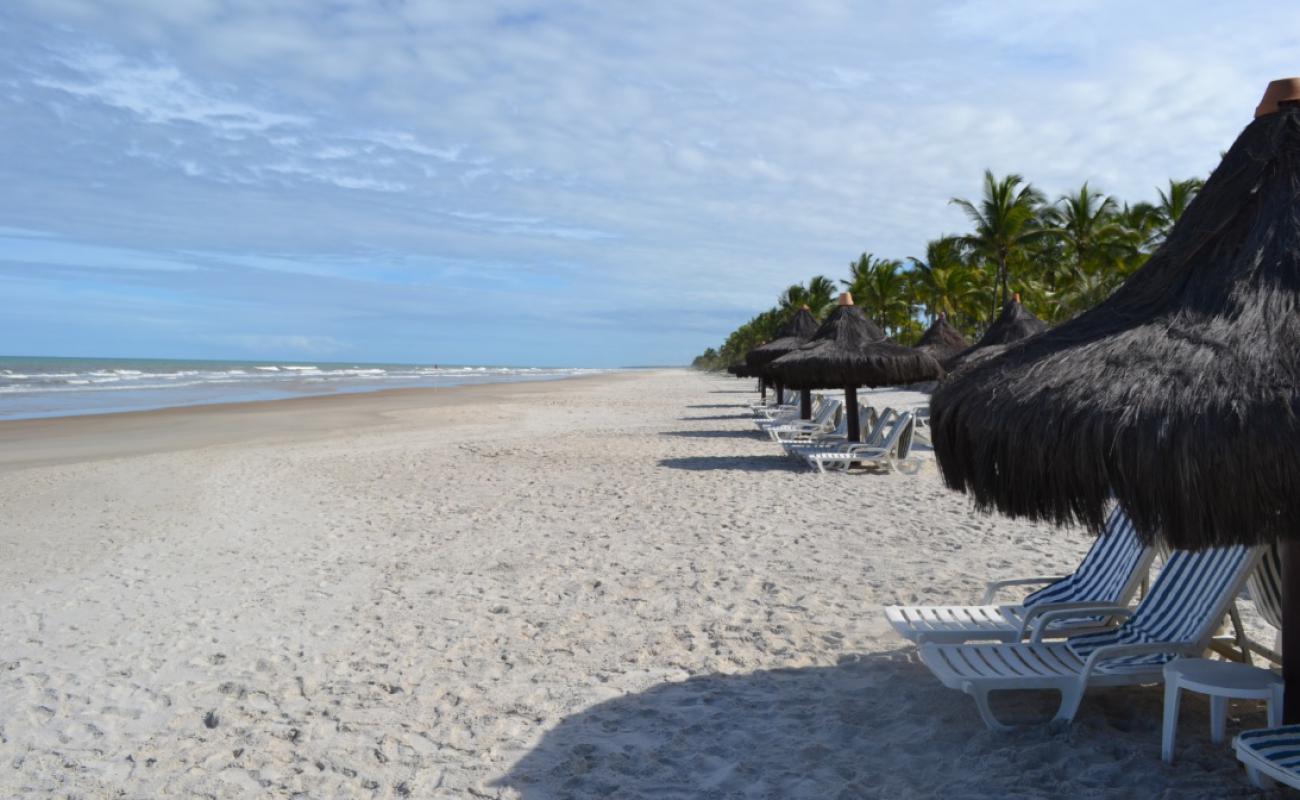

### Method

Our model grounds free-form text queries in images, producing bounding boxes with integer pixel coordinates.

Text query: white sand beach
[0,369,1280,798]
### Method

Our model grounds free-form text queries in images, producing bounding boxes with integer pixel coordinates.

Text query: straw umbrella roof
[944,295,1047,370]
[769,295,943,390]
[745,307,819,372]
[916,313,970,365]
[725,362,756,378]
[930,94,1300,550]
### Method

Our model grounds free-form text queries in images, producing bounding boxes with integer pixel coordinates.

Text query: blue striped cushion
[1022,507,1145,608]
[1066,544,1253,671]
[1248,543,1283,630]
[1238,726,1300,774]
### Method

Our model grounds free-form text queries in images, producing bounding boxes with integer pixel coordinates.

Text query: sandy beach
[0,369,1279,798]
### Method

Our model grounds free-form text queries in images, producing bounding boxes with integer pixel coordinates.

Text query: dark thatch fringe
[726,362,757,378]
[745,307,819,371]
[931,106,1300,550]
[917,315,971,364]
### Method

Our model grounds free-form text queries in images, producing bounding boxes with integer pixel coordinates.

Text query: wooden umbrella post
[845,385,859,442]
[800,389,812,420]
[1284,540,1300,723]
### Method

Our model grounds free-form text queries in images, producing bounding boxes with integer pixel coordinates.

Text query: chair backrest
[1247,542,1283,631]
[1067,544,1260,663]
[874,411,914,454]
[1023,507,1153,608]
[895,417,915,458]
[811,398,838,426]
[860,407,895,445]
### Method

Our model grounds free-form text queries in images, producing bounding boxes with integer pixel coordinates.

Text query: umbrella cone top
[746,306,820,370]
[917,313,971,364]
[931,99,1300,550]
[768,297,942,390]
[943,295,1048,372]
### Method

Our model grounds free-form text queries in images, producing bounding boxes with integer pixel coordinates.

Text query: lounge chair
[885,508,1154,644]
[781,405,875,455]
[763,397,840,441]
[804,411,916,473]
[1235,725,1300,790]
[788,408,894,464]
[918,544,1262,730]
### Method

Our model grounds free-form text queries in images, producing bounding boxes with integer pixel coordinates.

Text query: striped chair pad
[1066,544,1253,672]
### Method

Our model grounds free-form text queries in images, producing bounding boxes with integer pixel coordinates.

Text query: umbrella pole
[845,385,859,442]
[1285,541,1300,723]
[800,389,812,420]
[760,379,767,402]
[775,381,784,406]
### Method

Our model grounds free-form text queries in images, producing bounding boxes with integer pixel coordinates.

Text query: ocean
[0,356,610,420]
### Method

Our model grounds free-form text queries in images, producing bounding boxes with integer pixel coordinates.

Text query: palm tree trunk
[998,253,1009,308]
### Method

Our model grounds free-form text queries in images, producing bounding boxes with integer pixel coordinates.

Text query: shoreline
[0,369,649,472]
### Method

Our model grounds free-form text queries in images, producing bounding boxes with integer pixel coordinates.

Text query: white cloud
[35,47,308,132]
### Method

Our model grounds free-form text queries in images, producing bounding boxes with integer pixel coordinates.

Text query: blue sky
[1,2,1296,367]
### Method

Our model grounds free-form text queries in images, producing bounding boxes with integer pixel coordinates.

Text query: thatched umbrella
[769,293,943,441]
[944,293,1047,371]
[916,312,970,365]
[746,306,820,418]
[930,79,1300,720]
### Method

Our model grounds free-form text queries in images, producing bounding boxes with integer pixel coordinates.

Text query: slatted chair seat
[918,544,1262,730]
[886,508,1152,644]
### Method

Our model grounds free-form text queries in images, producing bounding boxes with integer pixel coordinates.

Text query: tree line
[692,171,1202,370]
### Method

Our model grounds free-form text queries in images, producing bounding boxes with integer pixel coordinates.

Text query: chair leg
[1245,763,1276,790]
[967,686,1015,732]
[1051,683,1086,727]
[1162,682,1181,763]
[1210,696,1227,744]
[1227,604,1252,665]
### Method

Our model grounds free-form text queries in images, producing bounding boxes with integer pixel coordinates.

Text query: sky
[1,2,1296,367]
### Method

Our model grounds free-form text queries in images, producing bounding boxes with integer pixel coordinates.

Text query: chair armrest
[1077,642,1201,682]
[1027,606,1133,643]
[980,576,1068,604]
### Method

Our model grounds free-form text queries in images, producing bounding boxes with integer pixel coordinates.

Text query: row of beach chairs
[750,391,924,473]
[884,505,1294,787]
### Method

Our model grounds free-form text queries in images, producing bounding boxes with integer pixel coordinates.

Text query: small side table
[1162,658,1283,763]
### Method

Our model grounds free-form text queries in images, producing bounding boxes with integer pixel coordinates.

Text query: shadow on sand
[657,454,797,471]
[679,414,752,421]
[686,403,745,409]
[492,650,1257,799]
[660,430,764,440]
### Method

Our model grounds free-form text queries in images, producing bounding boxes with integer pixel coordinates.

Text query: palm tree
[1041,183,1130,318]
[951,170,1046,317]
[842,254,910,336]
[778,275,836,318]
[1156,178,1204,229]
[908,237,980,326]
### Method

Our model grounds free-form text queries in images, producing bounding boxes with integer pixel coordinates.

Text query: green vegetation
[694,173,1203,370]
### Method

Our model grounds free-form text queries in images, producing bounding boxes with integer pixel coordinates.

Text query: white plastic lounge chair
[781,405,874,454]
[805,412,915,473]
[750,390,798,418]
[753,391,818,425]
[1235,725,1300,790]
[790,408,895,465]
[918,544,1262,730]
[764,398,840,441]
[885,508,1155,644]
